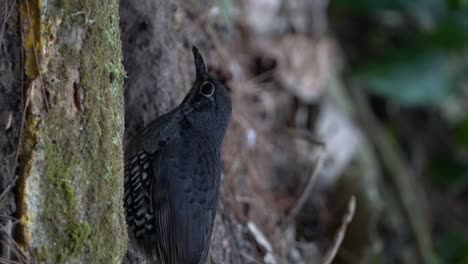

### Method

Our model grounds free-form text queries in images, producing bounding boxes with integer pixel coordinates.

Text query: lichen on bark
[18,0,127,263]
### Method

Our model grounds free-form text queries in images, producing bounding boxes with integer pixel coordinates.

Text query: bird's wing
[124,112,182,262]
[125,110,219,264]
[151,136,220,264]
[124,147,162,261]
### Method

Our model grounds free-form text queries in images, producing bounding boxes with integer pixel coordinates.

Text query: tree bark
[17,0,127,262]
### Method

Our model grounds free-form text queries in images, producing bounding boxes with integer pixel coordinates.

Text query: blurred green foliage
[331,1,468,263]
[455,120,468,149]
[357,50,461,106]
[332,0,448,19]
[332,0,468,107]
[430,157,468,190]
[436,230,468,264]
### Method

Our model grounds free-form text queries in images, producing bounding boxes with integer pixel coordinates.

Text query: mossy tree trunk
[18,0,127,262]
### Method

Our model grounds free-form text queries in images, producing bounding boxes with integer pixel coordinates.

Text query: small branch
[321,195,356,264]
[287,132,325,220]
[247,221,277,264]
[0,223,32,264]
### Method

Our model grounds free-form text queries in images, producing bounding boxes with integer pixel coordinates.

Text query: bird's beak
[180,46,209,105]
[192,46,207,78]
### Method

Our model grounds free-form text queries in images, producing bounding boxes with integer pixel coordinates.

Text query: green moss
[104,165,114,182]
[44,147,78,212]
[20,0,127,263]
[41,141,93,262]
[69,222,91,255]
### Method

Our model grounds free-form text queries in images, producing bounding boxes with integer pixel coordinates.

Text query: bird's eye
[200,82,215,97]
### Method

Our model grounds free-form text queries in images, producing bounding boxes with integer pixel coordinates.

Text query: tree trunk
[16,0,127,262]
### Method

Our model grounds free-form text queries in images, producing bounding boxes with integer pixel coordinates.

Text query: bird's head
[180,46,232,140]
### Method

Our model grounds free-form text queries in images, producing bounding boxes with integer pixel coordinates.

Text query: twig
[287,136,325,220]
[321,195,356,264]
[0,224,32,264]
[0,179,16,210]
[247,221,273,253]
[246,221,277,264]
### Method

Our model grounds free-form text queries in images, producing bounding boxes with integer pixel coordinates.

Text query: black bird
[124,47,232,264]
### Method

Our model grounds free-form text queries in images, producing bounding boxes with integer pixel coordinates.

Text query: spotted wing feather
[124,149,163,260]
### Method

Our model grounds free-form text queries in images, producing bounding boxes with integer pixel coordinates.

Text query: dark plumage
[124,47,232,264]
